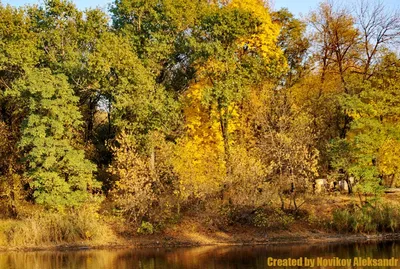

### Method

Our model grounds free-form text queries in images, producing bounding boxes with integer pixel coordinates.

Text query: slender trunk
[217,102,231,175]
[219,111,230,171]
[107,99,112,137]
[279,193,285,210]
[86,97,95,142]
[292,192,297,211]
[390,174,395,188]
[340,114,350,139]
[358,192,364,207]
[219,108,230,202]
[345,174,352,194]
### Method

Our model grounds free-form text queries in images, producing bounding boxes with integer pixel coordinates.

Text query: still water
[0,240,399,269]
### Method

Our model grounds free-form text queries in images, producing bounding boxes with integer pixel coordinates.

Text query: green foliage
[329,53,400,194]
[332,203,400,233]
[0,4,40,69]
[111,0,204,75]
[137,221,154,235]
[1,0,400,241]
[9,69,98,209]
[253,208,294,229]
[272,8,309,85]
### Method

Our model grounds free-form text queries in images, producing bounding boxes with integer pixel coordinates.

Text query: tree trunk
[150,145,155,172]
[279,193,285,210]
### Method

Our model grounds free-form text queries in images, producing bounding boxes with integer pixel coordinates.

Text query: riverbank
[1,225,400,252]
[1,192,400,252]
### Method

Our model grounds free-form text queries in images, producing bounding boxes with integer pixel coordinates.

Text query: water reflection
[0,240,399,269]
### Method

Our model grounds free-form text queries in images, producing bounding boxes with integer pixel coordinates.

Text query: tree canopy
[0,0,399,224]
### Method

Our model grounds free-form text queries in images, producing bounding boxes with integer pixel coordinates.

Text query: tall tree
[9,69,98,209]
[272,8,310,86]
[354,0,400,80]
[332,53,400,195]
[0,3,40,215]
[173,0,287,201]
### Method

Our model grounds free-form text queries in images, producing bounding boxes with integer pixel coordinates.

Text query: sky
[1,0,399,17]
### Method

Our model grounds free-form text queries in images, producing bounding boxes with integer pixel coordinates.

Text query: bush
[217,204,295,230]
[253,208,294,229]
[108,132,156,223]
[332,203,400,233]
[137,221,154,235]
[332,209,356,232]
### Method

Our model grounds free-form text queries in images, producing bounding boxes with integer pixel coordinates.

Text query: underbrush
[0,206,115,247]
[332,203,400,233]
[217,204,297,230]
[252,208,295,229]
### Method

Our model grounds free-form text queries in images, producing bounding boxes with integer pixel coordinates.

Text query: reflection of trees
[0,242,399,269]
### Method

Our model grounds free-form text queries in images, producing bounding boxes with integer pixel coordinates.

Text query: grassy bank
[1,193,400,251]
[0,206,117,250]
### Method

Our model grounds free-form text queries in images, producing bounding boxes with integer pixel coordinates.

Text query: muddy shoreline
[1,232,400,252]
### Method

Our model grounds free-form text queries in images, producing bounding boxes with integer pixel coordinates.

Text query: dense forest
[0,0,400,246]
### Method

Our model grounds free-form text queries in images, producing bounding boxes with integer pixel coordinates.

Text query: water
[0,240,399,268]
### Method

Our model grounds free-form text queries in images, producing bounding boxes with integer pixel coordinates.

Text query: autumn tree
[173,0,287,203]
[248,82,319,211]
[108,132,156,222]
[272,8,310,86]
[354,0,400,80]
[110,0,205,82]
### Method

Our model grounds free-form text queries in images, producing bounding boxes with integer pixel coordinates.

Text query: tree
[30,0,83,73]
[272,8,310,86]
[9,69,98,209]
[253,85,319,211]
[173,0,286,203]
[108,132,156,222]
[0,3,41,215]
[110,0,205,78]
[309,1,359,91]
[305,1,360,170]
[0,121,25,217]
[354,0,400,80]
[333,53,400,196]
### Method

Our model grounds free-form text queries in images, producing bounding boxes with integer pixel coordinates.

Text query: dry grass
[0,209,116,248]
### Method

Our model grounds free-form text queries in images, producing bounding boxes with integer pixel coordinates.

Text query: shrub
[108,132,156,223]
[332,210,352,232]
[253,208,294,229]
[332,203,400,233]
[137,221,154,235]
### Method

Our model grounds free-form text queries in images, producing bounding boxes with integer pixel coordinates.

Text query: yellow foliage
[173,136,226,200]
[174,80,238,200]
[228,0,286,70]
[378,139,400,177]
[224,146,274,206]
[172,0,288,202]
[182,79,241,148]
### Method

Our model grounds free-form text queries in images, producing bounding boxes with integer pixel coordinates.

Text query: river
[0,240,399,268]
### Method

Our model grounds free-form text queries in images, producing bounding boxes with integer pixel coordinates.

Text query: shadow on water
[0,240,399,268]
